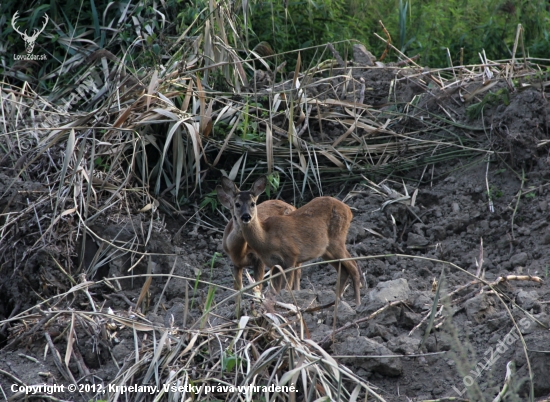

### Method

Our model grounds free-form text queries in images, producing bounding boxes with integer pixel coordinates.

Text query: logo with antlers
[12,11,49,54]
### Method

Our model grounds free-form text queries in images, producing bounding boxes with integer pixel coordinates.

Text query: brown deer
[220,176,364,305]
[216,185,301,291]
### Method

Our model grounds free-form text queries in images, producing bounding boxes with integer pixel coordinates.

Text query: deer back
[253,197,352,265]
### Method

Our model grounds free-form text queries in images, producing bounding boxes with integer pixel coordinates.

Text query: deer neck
[230,217,242,234]
[240,217,268,251]
[227,218,248,256]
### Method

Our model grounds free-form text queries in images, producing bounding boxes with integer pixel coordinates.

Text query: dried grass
[1,6,548,400]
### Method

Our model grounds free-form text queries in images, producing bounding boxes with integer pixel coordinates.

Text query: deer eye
[251,201,256,207]
[235,202,241,208]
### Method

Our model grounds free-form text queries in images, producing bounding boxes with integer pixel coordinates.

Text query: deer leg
[324,250,350,300]
[280,265,301,291]
[283,257,300,291]
[233,265,244,290]
[269,254,294,294]
[341,249,363,304]
[252,256,265,291]
[328,261,350,299]
[347,260,362,305]
[270,265,286,294]
[285,269,294,291]
[326,246,362,305]
[292,265,301,291]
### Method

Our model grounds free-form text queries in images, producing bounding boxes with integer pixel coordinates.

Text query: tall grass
[3,0,549,84]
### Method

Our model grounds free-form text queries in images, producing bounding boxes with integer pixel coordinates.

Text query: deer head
[12,11,49,54]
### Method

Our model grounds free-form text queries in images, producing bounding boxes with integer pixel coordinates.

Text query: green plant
[398,0,409,51]
[488,185,503,199]
[208,252,223,269]
[93,156,109,171]
[238,99,264,141]
[389,0,550,67]
[265,172,280,198]
[524,192,536,200]
[197,252,222,329]
[247,0,371,69]
[466,89,510,120]
[201,190,219,212]
[221,349,241,373]
[200,283,217,329]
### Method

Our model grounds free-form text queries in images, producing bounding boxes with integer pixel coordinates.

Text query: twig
[485,157,494,213]
[511,168,525,240]
[321,300,405,347]
[396,55,420,66]
[374,29,420,69]
[492,275,543,284]
[378,20,392,62]
[104,292,136,308]
[72,345,92,379]
[44,332,77,385]
[297,104,313,137]
[475,237,484,279]
[0,368,25,385]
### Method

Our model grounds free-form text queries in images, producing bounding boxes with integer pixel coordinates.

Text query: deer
[220,176,364,305]
[216,185,301,292]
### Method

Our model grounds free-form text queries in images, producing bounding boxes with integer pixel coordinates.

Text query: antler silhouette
[11,11,49,53]
[11,11,25,36]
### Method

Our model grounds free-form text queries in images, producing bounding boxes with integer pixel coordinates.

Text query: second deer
[220,176,364,305]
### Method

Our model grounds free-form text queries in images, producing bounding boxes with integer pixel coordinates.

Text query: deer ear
[251,176,267,197]
[221,176,238,196]
[216,185,232,209]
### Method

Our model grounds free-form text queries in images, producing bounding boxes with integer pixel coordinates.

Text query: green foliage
[466,88,510,120]
[247,0,371,68]
[93,156,109,172]
[238,99,264,141]
[200,283,217,329]
[339,0,550,67]
[4,0,549,87]
[208,252,223,269]
[176,0,209,33]
[398,0,409,51]
[221,350,241,372]
[265,172,280,198]
[245,0,550,69]
[489,185,503,199]
[201,190,220,212]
